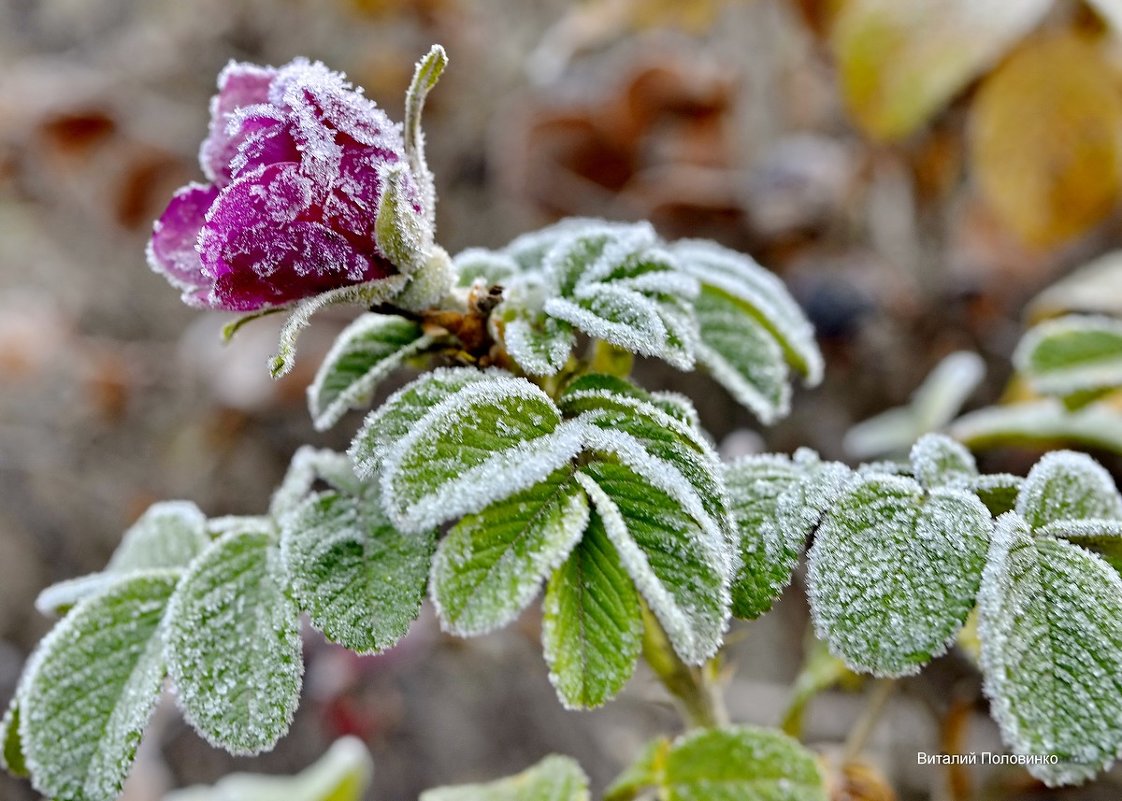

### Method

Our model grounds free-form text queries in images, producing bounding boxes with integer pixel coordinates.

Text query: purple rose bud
[148,58,423,312]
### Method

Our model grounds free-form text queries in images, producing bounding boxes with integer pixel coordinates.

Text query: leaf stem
[640,605,729,729]
[843,678,896,762]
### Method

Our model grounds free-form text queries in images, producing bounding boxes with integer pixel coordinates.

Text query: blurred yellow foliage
[970,33,1122,248]
[832,0,1050,140]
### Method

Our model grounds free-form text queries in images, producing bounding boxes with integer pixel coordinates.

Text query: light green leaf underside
[420,754,590,801]
[658,725,827,801]
[1015,450,1122,532]
[950,399,1122,455]
[21,571,178,801]
[724,455,806,619]
[673,239,823,386]
[163,736,373,801]
[807,475,990,676]
[1014,315,1122,398]
[165,529,303,756]
[308,313,433,431]
[692,286,791,424]
[281,491,435,653]
[577,461,729,665]
[432,467,588,636]
[978,513,1122,786]
[543,509,642,709]
[381,375,584,532]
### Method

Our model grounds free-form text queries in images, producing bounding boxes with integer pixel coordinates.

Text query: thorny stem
[843,678,896,762]
[640,605,729,729]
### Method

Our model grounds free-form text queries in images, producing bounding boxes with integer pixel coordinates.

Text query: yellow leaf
[832,0,1051,140]
[970,34,1122,248]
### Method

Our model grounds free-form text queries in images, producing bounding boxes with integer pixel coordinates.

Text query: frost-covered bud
[148,58,432,312]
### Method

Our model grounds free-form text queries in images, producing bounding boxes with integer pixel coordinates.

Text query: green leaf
[271,447,363,521]
[404,44,447,229]
[163,736,373,801]
[454,247,520,287]
[807,475,991,676]
[35,500,208,616]
[1015,315,1122,399]
[576,458,730,665]
[656,725,826,801]
[692,287,791,423]
[381,374,585,533]
[968,473,1023,516]
[498,274,576,376]
[1037,518,1122,573]
[374,163,434,276]
[950,398,1122,455]
[724,454,806,619]
[350,367,493,479]
[539,222,700,370]
[165,528,303,755]
[432,467,588,636]
[1016,450,1122,532]
[281,491,435,653]
[20,571,178,801]
[771,450,856,547]
[420,754,590,801]
[542,508,642,709]
[603,738,669,801]
[674,238,823,392]
[0,697,26,778]
[909,433,977,488]
[1027,250,1122,321]
[308,314,432,431]
[268,276,408,378]
[978,512,1122,785]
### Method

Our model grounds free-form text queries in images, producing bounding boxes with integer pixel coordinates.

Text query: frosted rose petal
[199,62,277,184]
[147,182,218,306]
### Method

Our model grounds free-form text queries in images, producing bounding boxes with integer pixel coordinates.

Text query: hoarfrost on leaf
[1015,450,1122,532]
[281,490,435,653]
[419,754,590,801]
[308,313,433,431]
[270,446,362,521]
[432,467,588,636]
[20,571,179,801]
[909,433,977,488]
[165,528,303,755]
[1013,314,1122,399]
[380,375,585,532]
[978,513,1122,785]
[542,508,642,709]
[453,247,519,286]
[807,475,991,676]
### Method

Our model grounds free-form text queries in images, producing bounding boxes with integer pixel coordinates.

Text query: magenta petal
[199,62,277,184]
[228,106,301,179]
[147,182,219,305]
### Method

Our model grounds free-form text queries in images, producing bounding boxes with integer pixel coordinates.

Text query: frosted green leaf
[539,222,700,369]
[724,455,806,619]
[542,509,642,709]
[1014,315,1122,399]
[420,754,590,801]
[560,378,730,536]
[281,491,435,653]
[308,314,432,431]
[432,467,588,636]
[807,475,991,676]
[561,373,693,426]
[1,696,26,778]
[453,247,519,286]
[1037,518,1122,573]
[909,433,977,488]
[21,571,178,801]
[381,375,585,532]
[577,460,729,665]
[846,351,985,458]
[772,450,855,547]
[978,513,1122,785]
[603,738,670,801]
[657,725,826,801]
[269,276,409,378]
[950,398,1122,455]
[350,367,493,479]
[1016,450,1122,532]
[969,473,1023,516]
[404,44,446,230]
[691,286,791,423]
[504,217,629,272]
[36,500,207,616]
[165,528,303,755]
[164,736,373,801]
[673,239,823,386]
[498,273,576,376]
[374,162,434,276]
[270,447,362,521]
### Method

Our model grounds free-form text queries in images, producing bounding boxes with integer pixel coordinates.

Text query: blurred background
[4,0,1122,798]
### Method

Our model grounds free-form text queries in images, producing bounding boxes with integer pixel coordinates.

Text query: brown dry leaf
[970,33,1122,248]
[831,0,1051,140]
